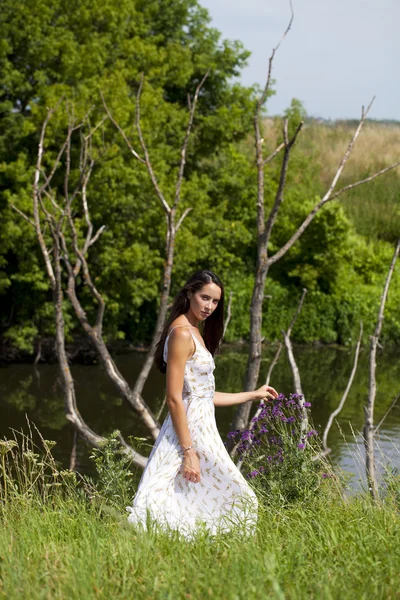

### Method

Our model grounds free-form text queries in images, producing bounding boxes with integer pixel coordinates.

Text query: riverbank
[0,334,366,366]
[1,481,399,598]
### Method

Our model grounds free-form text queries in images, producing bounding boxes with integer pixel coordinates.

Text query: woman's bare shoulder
[168,324,195,357]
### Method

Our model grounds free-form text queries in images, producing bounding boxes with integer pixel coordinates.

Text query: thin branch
[328,161,400,203]
[176,207,193,232]
[135,75,171,215]
[373,239,400,341]
[33,108,57,289]
[174,70,210,209]
[265,342,283,387]
[84,115,107,141]
[38,138,69,194]
[282,289,308,435]
[41,187,63,215]
[322,322,363,454]
[88,225,106,247]
[259,1,294,108]
[156,395,168,421]
[223,291,234,339]
[287,287,307,338]
[268,99,378,266]
[10,205,35,228]
[101,91,146,165]
[263,142,285,165]
[374,391,400,435]
[264,120,304,248]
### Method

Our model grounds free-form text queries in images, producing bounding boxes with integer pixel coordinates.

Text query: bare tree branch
[364,239,400,501]
[235,288,307,465]
[282,288,307,399]
[374,391,400,435]
[176,207,193,232]
[101,91,146,165]
[326,161,400,203]
[258,1,294,108]
[174,70,210,210]
[135,75,171,215]
[322,322,363,455]
[223,291,234,339]
[263,142,285,165]
[10,204,35,228]
[267,99,387,267]
[33,108,57,289]
[88,225,106,247]
[265,342,283,387]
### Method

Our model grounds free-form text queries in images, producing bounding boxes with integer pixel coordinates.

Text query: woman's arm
[213,385,278,407]
[166,328,201,483]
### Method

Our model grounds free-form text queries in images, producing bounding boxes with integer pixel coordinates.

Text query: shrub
[229,394,334,504]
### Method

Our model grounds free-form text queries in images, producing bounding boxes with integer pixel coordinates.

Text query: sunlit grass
[0,427,399,599]
[262,118,400,243]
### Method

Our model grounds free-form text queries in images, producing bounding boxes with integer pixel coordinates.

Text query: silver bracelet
[181,444,194,453]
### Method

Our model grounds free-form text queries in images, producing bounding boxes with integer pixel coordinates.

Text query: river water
[1,344,399,487]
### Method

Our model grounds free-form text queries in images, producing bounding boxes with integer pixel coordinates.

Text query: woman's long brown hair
[154,270,225,373]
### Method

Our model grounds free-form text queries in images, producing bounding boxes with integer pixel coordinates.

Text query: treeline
[1,0,399,358]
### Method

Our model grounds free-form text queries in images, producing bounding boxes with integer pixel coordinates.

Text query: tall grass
[263,118,400,243]
[1,426,400,599]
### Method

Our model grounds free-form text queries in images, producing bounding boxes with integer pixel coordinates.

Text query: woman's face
[188,283,221,322]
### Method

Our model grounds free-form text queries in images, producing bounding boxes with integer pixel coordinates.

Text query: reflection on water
[1,345,399,486]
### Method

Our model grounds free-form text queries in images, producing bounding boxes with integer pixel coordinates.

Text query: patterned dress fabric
[126,326,258,538]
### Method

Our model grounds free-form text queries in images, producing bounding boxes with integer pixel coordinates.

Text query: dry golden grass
[262,118,400,185]
[260,118,400,242]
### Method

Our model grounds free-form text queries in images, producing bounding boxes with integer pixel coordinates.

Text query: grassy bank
[1,491,399,599]
[1,429,399,600]
[264,117,400,244]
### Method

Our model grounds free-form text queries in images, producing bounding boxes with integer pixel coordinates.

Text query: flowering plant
[229,393,329,503]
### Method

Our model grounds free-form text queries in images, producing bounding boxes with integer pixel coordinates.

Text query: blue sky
[200,0,399,121]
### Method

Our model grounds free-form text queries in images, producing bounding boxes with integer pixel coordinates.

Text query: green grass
[1,486,399,598]
[1,429,399,599]
[262,117,400,244]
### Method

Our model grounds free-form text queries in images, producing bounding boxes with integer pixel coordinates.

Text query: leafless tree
[364,240,400,500]
[231,5,400,434]
[12,107,147,467]
[102,72,209,428]
[12,73,209,467]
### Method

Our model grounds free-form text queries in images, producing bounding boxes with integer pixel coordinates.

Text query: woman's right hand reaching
[180,448,201,483]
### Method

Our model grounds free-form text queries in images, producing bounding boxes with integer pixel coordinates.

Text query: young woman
[126,270,278,537]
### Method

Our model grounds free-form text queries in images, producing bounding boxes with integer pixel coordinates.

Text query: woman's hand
[255,384,279,402]
[180,448,201,484]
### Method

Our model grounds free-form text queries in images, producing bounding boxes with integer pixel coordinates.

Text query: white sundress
[126,325,258,538]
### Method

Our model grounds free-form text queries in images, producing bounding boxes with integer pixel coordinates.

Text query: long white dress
[126,326,258,538]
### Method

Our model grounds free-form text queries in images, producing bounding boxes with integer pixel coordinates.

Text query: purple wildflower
[303,402,312,408]
[298,443,305,450]
[227,429,240,439]
[249,470,259,478]
[306,429,318,438]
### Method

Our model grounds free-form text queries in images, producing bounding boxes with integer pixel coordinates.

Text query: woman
[126,270,278,537]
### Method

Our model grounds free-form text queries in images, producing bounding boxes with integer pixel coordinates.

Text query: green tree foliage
[1,0,399,354]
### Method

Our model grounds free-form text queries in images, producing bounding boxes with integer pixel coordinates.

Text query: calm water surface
[1,345,399,487]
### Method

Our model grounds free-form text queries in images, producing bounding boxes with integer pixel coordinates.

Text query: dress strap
[167,325,195,337]
[165,325,197,356]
